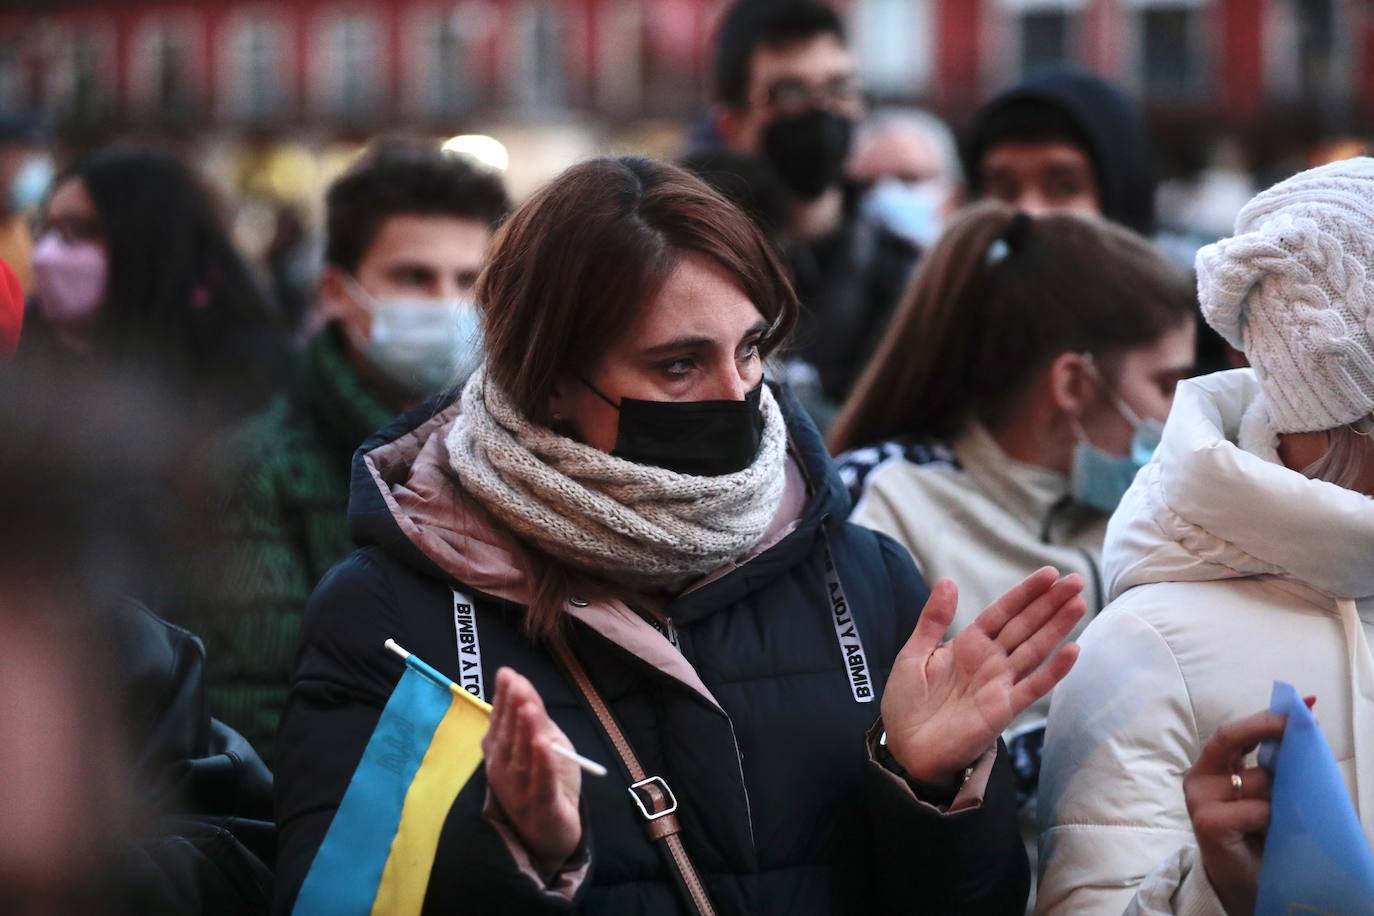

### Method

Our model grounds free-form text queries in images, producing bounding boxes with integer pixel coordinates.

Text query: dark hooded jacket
[273,383,1029,916]
[107,600,275,916]
[964,70,1156,236]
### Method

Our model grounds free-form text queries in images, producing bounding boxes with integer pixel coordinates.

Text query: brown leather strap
[553,639,717,916]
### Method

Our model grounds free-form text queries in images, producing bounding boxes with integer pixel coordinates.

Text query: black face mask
[761,108,855,201]
[583,380,766,477]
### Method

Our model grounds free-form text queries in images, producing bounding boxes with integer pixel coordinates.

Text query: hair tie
[987,211,1033,264]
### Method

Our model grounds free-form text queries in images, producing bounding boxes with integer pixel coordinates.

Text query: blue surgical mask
[10,155,53,212]
[1069,358,1164,514]
[862,177,945,247]
[345,276,484,395]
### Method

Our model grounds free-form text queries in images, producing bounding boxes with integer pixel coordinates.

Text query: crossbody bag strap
[551,639,717,916]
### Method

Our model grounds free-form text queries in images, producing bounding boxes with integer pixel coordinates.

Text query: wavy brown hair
[829,202,1194,454]
[476,155,799,638]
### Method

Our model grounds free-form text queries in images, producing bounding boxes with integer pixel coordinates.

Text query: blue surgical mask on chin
[863,177,945,248]
[1069,358,1165,514]
[345,276,484,396]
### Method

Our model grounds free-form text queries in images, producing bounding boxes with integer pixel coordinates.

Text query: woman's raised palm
[881,568,1086,785]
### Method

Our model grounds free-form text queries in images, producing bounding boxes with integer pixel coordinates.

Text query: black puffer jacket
[274,384,1028,915]
[108,600,275,916]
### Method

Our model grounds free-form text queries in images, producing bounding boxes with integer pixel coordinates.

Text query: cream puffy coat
[1035,369,1374,915]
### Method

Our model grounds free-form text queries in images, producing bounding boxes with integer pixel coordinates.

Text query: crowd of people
[2,1,1371,915]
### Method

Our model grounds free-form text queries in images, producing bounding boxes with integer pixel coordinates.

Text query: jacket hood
[347,380,851,608]
[1104,369,1374,603]
[964,69,1155,235]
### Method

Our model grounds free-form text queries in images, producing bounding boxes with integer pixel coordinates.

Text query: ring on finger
[1231,772,1244,801]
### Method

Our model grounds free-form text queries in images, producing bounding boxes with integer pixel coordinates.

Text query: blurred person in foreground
[1036,159,1374,916]
[831,203,1195,810]
[274,156,1086,915]
[0,362,273,916]
[0,256,22,359]
[188,140,511,764]
[20,146,290,426]
[709,0,917,411]
[0,113,53,293]
[963,70,1155,236]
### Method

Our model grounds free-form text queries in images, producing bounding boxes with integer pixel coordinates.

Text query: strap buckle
[628,775,678,821]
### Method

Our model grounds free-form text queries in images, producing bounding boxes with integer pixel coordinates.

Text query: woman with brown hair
[831,202,1195,803]
[274,158,1085,916]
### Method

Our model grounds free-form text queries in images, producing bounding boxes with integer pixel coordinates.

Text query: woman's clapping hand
[880,568,1086,787]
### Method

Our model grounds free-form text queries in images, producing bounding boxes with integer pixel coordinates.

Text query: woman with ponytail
[832,202,1195,801]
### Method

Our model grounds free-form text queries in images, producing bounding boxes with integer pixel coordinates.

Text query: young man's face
[325,213,491,344]
[979,142,1101,218]
[717,32,861,157]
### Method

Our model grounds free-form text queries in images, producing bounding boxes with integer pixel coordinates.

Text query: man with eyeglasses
[708,0,916,419]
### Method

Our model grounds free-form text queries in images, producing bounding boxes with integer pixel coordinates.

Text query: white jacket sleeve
[1034,603,1217,915]
[1126,845,1227,916]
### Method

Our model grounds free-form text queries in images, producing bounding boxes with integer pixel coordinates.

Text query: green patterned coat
[194,323,394,764]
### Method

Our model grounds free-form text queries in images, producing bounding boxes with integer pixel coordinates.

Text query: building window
[131,18,201,121]
[0,41,23,113]
[508,1,565,110]
[853,0,933,98]
[1140,7,1197,93]
[642,0,702,113]
[405,4,491,121]
[224,13,292,123]
[1296,0,1338,101]
[1021,10,1073,76]
[594,0,643,114]
[313,12,383,121]
[50,24,115,126]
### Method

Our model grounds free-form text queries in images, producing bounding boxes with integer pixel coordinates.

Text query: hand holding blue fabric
[1255,680,1374,916]
[1183,707,1286,915]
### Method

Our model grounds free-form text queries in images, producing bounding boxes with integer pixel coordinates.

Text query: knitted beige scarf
[445,369,787,591]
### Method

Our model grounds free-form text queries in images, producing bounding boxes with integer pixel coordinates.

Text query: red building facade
[2,0,1372,134]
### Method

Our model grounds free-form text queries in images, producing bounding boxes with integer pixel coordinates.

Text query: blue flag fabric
[1255,680,1374,915]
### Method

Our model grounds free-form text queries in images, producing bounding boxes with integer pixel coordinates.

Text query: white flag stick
[385,638,606,777]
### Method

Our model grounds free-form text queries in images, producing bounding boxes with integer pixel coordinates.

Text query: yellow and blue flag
[1256,680,1374,915]
[292,643,491,916]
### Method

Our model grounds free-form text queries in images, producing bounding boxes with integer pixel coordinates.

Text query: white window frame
[219,9,294,123]
[402,3,492,122]
[1265,0,1353,106]
[1123,0,1214,101]
[505,0,566,112]
[310,8,385,121]
[128,13,204,118]
[852,0,935,99]
[594,0,643,115]
[47,19,117,119]
[0,27,31,113]
[985,0,1086,89]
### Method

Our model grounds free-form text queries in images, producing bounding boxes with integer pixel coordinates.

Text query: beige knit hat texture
[1196,156,1374,433]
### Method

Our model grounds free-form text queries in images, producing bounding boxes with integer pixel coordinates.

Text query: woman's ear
[1048,351,1094,417]
[320,266,371,349]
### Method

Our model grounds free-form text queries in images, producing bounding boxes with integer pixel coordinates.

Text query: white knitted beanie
[1195,156,1374,433]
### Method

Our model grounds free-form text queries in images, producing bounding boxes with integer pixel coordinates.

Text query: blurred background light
[442,134,509,172]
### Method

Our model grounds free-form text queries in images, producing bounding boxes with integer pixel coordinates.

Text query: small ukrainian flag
[292,640,491,916]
